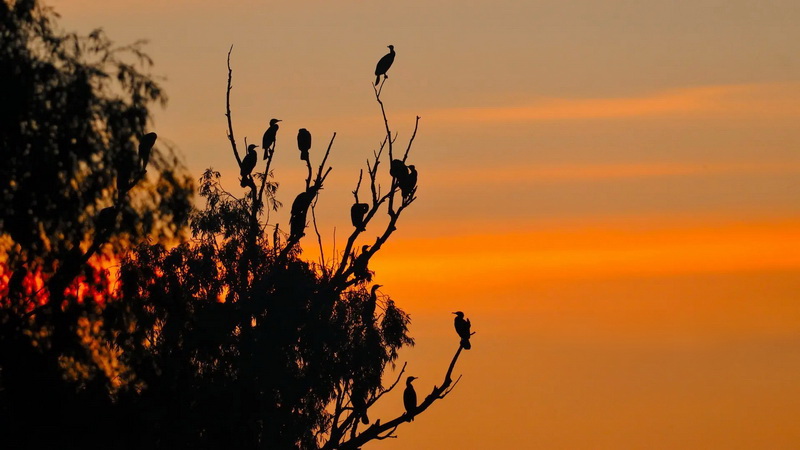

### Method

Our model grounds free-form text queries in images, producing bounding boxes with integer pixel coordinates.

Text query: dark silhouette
[453,311,472,350]
[262,118,281,159]
[400,164,418,199]
[297,128,311,162]
[290,186,319,239]
[352,244,373,282]
[138,132,157,171]
[239,143,258,181]
[351,384,371,425]
[0,35,472,449]
[403,376,418,420]
[374,44,396,85]
[364,283,382,323]
[350,202,369,231]
[390,158,408,182]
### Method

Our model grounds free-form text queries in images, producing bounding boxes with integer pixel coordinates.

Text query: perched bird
[363,284,382,324]
[116,155,134,197]
[374,45,396,86]
[262,118,281,159]
[352,245,372,282]
[240,144,258,178]
[297,128,311,162]
[453,311,472,350]
[138,132,157,171]
[350,202,369,231]
[351,385,370,425]
[96,206,118,233]
[290,187,318,239]
[403,376,418,420]
[389,159,408,182]
[400,164,417,199]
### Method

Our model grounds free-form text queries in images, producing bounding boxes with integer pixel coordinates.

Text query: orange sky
[50,0,800,448]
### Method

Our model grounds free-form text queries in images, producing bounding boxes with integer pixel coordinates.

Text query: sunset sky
[53,1,800,448]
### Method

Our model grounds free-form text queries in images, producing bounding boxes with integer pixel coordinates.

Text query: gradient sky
[52,1,800,448]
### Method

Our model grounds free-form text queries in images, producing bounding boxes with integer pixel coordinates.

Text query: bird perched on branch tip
[374,45,395,86]
[262,118,281,160]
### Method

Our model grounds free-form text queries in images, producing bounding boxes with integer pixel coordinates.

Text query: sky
[51,0,800,448]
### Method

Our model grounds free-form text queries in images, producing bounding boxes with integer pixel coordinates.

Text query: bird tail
[461,338,471,350]
[375,75,380,86]
[240,177,247,188]
[361,412,369,425]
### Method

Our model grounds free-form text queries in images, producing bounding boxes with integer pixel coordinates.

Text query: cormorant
[290,187,318,239]
[297,128,311,162]
[96,206,118,233]
[116,156,134,196]
[399,164,417,199]
[453,311,472,350]
[352,245,372,282]
[351,385,370,425]
[262,118,281,160]
[389,159,408,183]
[374,45,395,86]
[240,144,258,178]
[350,202,369,231]
[403,376,418,420]
[363,284,382,324]
[138,132,157,171]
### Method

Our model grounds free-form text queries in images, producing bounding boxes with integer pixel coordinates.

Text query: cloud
[419,83,800,124]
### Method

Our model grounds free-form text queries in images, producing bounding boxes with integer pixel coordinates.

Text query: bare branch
[225,45,242,166]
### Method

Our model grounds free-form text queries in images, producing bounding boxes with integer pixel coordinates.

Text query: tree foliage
[0,3,471,448]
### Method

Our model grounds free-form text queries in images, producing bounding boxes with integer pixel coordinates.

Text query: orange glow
[371,218,800,310]
[418,83,800,124]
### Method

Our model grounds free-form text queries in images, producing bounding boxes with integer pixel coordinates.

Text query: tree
[0,1,192,447]
[0,2,472,446]
[103,48,469,449]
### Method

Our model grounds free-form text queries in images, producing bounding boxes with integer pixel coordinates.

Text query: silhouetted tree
[0,1,192,448]
[0,5,471,446]
[102,48,470,449]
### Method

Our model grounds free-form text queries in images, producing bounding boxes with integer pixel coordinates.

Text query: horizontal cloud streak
[419,83,800,124]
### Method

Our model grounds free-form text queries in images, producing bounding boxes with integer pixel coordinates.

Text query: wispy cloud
[419,83,800,124]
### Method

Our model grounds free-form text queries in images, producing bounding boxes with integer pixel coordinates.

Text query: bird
[290,187,318,239]
[138,132,157,171]
[363,284,382,324]
[262,118,281,160]
[453,311,472,350]
[389,159,408,183]
[374,45,395,86]
[297,128,311,162]
[350,202,369,231]
[240,144,258,178]
[96,206,118,233]
[116,155,134,197]
[351,385,370,425]
[403,376,418,420]
[400,164,417,199]
[352,245,372,282]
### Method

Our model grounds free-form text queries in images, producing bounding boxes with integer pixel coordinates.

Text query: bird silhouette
[350,202,369,231]
[403,376,418,420]
[363,284,382,324]
[453,311,472,350]
[351,385,370,425]
[374,45,395,86]
[297,128,311,162]
[138,132,157,171]
[262,118,281,160]
[400,164,417,199]
[96,206,118,233]
[352,245,372,282]
[116,155,134,197]
[290,187,318,239]
[240,144,258,177]
[389,159,408,183]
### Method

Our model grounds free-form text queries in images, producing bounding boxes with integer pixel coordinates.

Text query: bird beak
[452,312,457,315]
